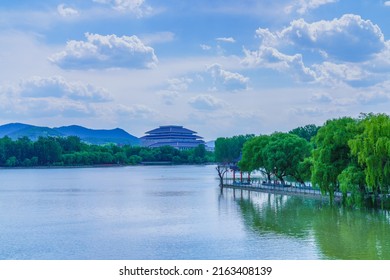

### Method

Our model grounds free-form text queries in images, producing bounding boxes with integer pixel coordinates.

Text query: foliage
[337,164,366,207]
[239,133,311,184]
[348,113,390,195]
[311,117,358,201]
[214,135,253,164]
[0,136,213,167]
[289,124,320,142]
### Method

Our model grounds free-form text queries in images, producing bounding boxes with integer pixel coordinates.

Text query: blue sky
[1,0,390,140]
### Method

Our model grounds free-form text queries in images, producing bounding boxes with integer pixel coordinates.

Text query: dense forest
[214,113,390,208]
[0,135,214,167]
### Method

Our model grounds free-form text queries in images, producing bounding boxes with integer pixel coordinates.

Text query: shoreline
[0,162,215,170]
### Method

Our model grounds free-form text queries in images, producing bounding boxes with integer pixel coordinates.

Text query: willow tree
[349,113,390,196]
[238,135,272,182]
[311,117,358,202]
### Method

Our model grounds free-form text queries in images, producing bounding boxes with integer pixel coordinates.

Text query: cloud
[244,14,389,86]
[207,63,249,91]
[279,14,385,62]
[157,90,179,105]
[166,77,193,92]
[385,1,390,7]
[92,0,152,16]
[312,61,373,86]
[243,47,316,82]
[216,37,236,43]
[49,33,158,70]
[286,0,338,14]
[156,77,193,105]
[57,4,79,17]
[200,44,212,51]
[310,92,333,103]
[0,76,112,119]
[18,76,112,102]
[116,104,157,119]
[189,94,226,111]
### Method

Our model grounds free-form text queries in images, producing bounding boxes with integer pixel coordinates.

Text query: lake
[0,165,389,260]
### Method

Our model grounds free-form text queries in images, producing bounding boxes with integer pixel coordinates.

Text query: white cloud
[207,63,249,91]
[57,4,79,17]
[167,77,193,92]
[216,37,236,43]
[18,76,112,102]
[116,104,157,119]
[286,0,338,15]
[0,76,112,120]
[242,47,316,82]
[92,0,152,16]
[200,44,212,51]
[312,61,370,86]
[310,92,333,103]
[385,1,390,7]
[189,94,226,111]
[156,77,193,105]
[49,33,158,70]
[244,14,389,87]
[279,14,385,62]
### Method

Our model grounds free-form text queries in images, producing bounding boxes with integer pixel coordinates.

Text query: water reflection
[227,189,390,259]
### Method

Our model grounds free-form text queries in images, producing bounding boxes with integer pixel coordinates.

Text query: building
[140,125,205,150]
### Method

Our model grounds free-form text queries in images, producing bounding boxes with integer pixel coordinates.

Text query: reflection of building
[140,125,205,150]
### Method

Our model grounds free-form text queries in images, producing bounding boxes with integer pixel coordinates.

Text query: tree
[348,113,390,196]
[239,133,311,185]
[215,135,253,187]
[33,137,63,165]
[311,117,357,201]
[262,133,311,184]
[215,135,253,164]
[289,124,320,142]
[337,164,366,206]
[239,135,272,182]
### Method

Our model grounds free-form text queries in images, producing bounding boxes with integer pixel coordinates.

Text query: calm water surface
[0,165,389,260]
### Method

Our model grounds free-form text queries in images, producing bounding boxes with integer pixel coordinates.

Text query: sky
[1,0,390,140]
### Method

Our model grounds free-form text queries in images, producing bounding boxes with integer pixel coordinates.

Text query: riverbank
[0,162,215,170]
[222,180,390,209]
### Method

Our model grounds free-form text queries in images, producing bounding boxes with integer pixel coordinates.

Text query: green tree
[215,135,253,187]
[311,117,358,201]
[215,135,253,164]
[262,133,311,184]
[348,113,390,196]
[337,164,366,206]
[33,137,63,165]
[289,124,320,142]
[239,135,273,182]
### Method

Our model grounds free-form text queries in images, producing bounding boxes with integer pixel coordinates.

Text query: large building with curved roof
[140,125,205,150]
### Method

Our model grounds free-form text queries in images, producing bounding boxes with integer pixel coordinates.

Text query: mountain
[54,125,139,145]
[0,123,63,140]
[0,123,139,146]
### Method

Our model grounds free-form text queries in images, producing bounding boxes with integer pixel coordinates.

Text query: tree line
[214,114,390,208]
[0,135,214,167]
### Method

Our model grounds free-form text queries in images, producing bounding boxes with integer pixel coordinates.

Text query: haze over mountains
[0,123,140,146]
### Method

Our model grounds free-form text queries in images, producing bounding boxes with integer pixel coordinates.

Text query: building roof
[141,125,205,149]
[144,125,197,135]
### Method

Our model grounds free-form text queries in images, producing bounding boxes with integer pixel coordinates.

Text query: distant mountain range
[0,123,140,146]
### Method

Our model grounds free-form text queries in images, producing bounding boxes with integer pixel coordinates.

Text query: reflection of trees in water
[314,207,390,259]
[231,190,390,260]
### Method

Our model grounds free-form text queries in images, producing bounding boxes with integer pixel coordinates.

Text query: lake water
[0,165,390,260]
